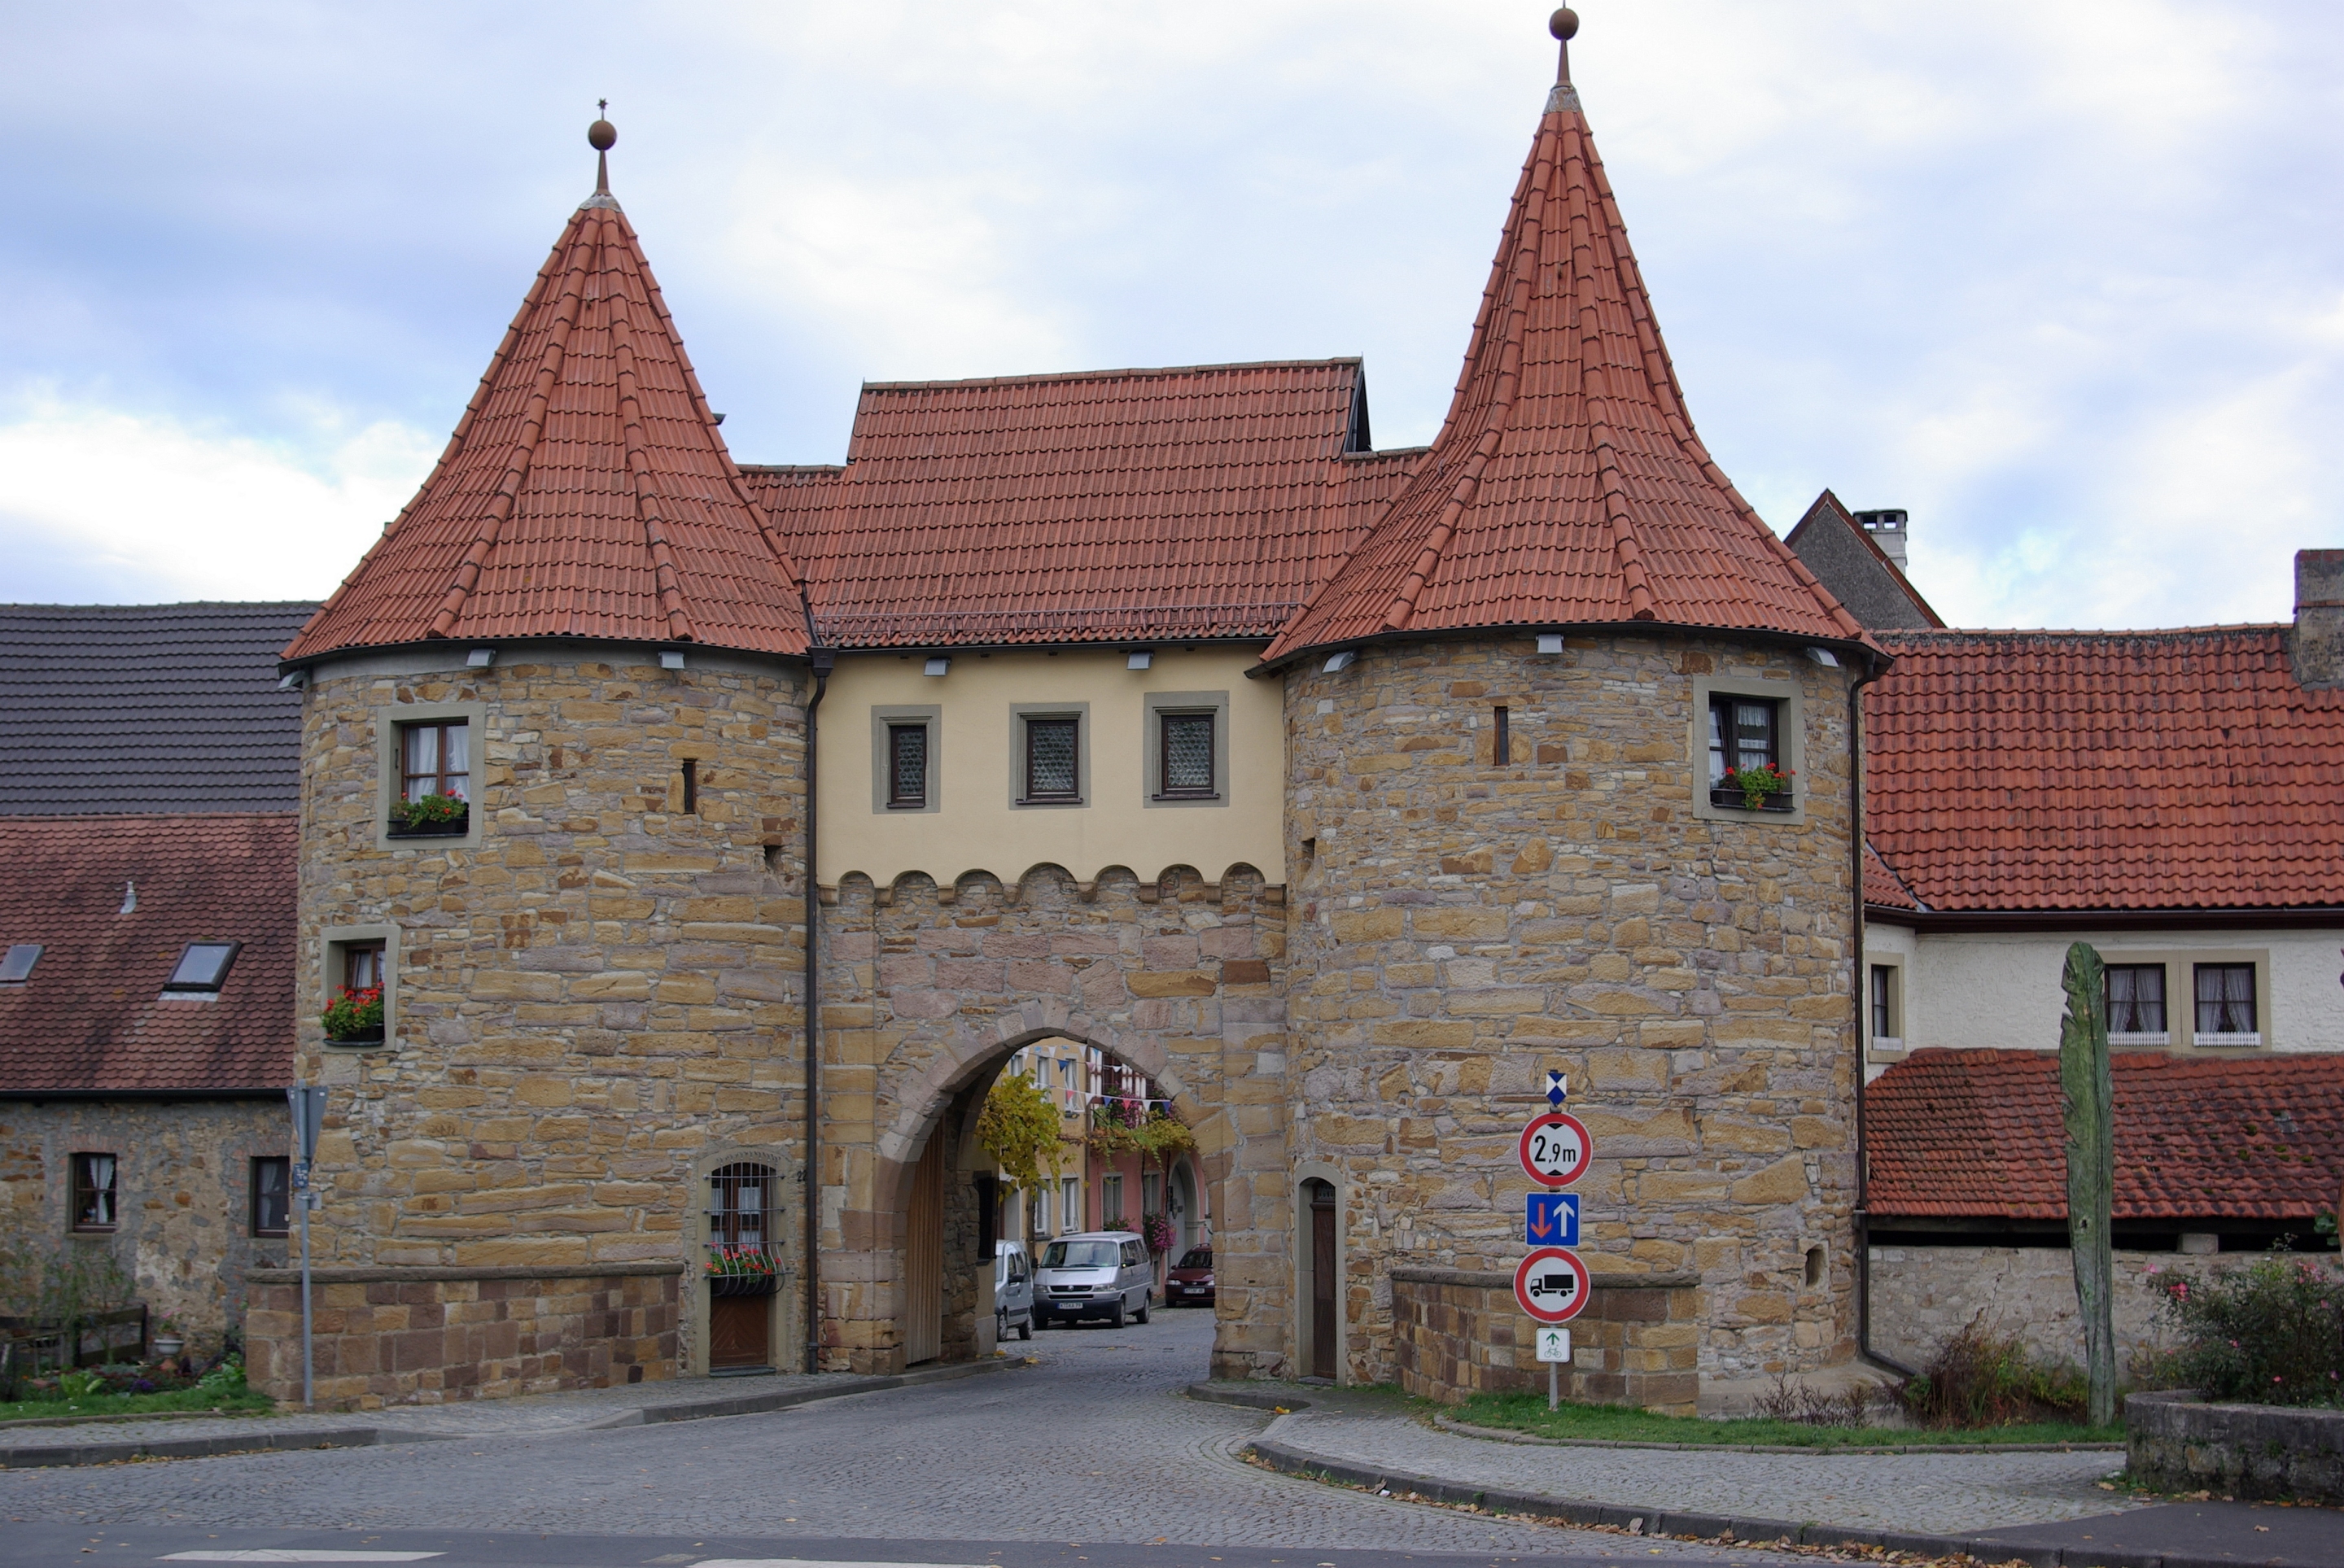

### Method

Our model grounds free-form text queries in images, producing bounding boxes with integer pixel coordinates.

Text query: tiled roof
[743,360,1419,649]
[0,814,295,1093]
[1867,1047,2344,1222]
[1862,842,1922,911]
[1864,627,2344,912]
[284,179,807,663]
[1263,78,1861,664]
[0,603,314,815]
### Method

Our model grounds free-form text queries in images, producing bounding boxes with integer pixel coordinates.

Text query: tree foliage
[1087,1099,1195,1164]
[976,1068,1065,1195]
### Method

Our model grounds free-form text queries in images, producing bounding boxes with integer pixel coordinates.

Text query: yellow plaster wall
[818,645,1284,888]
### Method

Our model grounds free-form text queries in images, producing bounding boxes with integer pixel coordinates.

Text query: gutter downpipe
[802,645,834,1374]
[1848,648,1918,1381]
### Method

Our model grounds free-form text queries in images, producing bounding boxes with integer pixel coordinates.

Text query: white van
[1032,1231,1154,1328]
[994,1238,1034,1341]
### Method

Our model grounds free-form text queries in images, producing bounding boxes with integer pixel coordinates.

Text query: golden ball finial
[1550,7,1578,41]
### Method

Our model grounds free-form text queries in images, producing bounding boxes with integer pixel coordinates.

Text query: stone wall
[1392,1266,1702,1414]
[273,644,810,1402]
[1285,635,1859,1384]
[1870,1243,2267,1370]
[0,1098,285,1346]
[813,864,1285,1377]
[247,1263,680,1407]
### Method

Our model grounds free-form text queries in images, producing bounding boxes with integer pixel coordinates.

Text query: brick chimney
[2291,549,2344,688]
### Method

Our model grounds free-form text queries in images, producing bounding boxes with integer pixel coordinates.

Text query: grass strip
[1453,1390,2121,1449]
[0,1387,275,1425]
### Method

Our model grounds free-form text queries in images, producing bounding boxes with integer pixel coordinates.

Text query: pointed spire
[285,127,808,664]
[1266,8,1860,664]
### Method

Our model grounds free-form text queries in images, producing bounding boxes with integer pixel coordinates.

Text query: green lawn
[1450,1391,2123,1449]
[0,1385,275,1425]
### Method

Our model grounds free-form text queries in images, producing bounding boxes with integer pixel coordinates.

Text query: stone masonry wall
[0,1099,285,1347]
[277,646,809,1402]
[1285,634,1858,1385]
[1392,1266,1703,1414]
[814,863,1285,1377]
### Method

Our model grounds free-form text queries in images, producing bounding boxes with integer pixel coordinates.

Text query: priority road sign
[1534,1326,1572,1363]
[1514,1246,1591,1324]
[1517,1112,1592,1187]
[1525,1190,1578,1247]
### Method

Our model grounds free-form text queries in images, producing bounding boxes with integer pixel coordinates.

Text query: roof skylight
[164,941,241,993]
[0,944,42,984]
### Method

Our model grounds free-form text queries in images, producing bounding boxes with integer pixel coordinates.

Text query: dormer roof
[1264,55,1861,665]
[284,159,808,664]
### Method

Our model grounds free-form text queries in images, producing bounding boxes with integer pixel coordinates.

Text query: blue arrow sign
[1525,1190,1579,1247]
[1545,1071,1568,1107]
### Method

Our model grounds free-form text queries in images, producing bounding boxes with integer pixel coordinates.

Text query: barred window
[887,723,929,808]
[1024,717,1080,802]
[1159,712,1215,798]
[2194,963,2256,1037]
[2106,964,2167,1034]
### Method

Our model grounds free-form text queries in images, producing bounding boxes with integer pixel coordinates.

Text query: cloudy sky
[1,0,2337,629]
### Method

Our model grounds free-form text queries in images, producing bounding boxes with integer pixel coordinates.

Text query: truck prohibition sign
[1513,1246,1592,1324]
[1517,1111,1592,1187]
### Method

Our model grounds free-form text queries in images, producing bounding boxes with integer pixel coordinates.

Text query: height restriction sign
[1517,1112,1592,1187]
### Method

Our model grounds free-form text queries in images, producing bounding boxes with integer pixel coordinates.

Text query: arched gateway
[257,16,1872,1414]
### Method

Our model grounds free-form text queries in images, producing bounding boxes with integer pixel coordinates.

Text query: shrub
[321,984,383,1040]
[1894,1314,2088,1429]
[389,793,466,831]
[2146,1252,2344,1407]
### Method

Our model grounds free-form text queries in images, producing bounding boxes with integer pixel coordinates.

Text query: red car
[1165,1246,1214,1306]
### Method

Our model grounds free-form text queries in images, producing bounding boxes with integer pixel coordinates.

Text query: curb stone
[1434,1411,2127,1457]
[1184,1382,1314,1413]
[1244,1430,2215,1568]
[0,1356,1012,1467]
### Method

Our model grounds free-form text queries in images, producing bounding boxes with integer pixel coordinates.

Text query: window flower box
[386,803,468,839]
[321,985,384,1046]
[1708,787,1795,813]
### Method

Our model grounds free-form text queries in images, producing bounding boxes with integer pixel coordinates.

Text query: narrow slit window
[164,941,240,993]
[2106,964,2167,1034]
[251,1156,291,1238]
[1493,706,1511,766]
[401,720,470,803]
[1024,716,1081,803]
[1158,712,1215,798]
[887,723,929,808]
[71,1153,116,1232]
[680,758,698,815]
[1869,964,1898,1041]
[2194,963,2257,1037]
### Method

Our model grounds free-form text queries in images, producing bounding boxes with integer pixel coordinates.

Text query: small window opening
[400,720,470,803]
[887,723,929,808]
[1869,964,1899,1041]
[0,943,42,985]
[2106,964,2167,1034]
[1804,1246,1826,1287]
[343,941,384,994]
[164,941,240,993]
[251,1156,291,1238]
[2193,963,2257,1037]
[763,845,787,876]
[1023,716,1081,803]
[680,758,698,815]
[1157,711,1216,799]
[1493,706,1511,766]
[71,1153,117,1232]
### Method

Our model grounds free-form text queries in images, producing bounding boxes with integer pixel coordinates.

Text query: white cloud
[0,392,436,603]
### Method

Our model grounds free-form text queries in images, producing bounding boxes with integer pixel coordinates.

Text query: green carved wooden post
[2059,941,2117,1427]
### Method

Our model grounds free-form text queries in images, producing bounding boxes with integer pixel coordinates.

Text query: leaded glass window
[1025,716,1080,801]
[1160,712,1215,797]
[887,723,928,808]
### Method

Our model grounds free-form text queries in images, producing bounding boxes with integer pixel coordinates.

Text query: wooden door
[903,1133,944,1364]
[709,1294,769,1369]
[1309,1181,1336,1379]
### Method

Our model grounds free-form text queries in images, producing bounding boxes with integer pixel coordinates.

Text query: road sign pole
[298,1170,312,1411]
[1548,1356,1558,1412]
[286,1085,326,1412]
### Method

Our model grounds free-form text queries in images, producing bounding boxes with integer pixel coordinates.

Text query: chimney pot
[1852,509,1909,570]
[2292,549,2344,688]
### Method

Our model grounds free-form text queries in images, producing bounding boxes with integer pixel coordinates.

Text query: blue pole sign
[1525,1190,1579,1247]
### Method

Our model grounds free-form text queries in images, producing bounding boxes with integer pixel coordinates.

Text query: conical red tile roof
[285,182,807,662]
[1265,63,1861,665]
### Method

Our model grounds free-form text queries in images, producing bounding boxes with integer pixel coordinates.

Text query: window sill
[1017,797,1085,808]
[885,801,929,811]
[2193,1032,2263,1049]
[69,1226,117,1236]
[387,817,470,840]
[1152,792,1221,802]
[1708,788,1795,813]
[325,1030,386,1048]
[2109,1032,2171,1048]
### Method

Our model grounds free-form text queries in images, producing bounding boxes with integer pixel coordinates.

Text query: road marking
[161,1553,445,1562]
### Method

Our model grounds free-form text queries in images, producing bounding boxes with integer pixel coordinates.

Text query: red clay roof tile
[1867,1047,2344,1222]
[284,190,807,663]
[0,814,295,1092]
[1864,627,2344,912]
[1264,81,1859,664]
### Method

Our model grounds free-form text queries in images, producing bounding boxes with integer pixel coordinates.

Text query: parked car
[995,1238,1034,1341]
[1165,1245,1214,1306]
[1033,1231,1153,1327]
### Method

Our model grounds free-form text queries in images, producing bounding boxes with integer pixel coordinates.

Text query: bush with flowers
[705,1244,777,1278]
[321,985,384,1042]
[2145,1248,2344,1406]
[1723,762,1792,810]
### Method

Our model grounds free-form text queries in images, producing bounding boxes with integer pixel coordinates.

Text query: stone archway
[812,862,1286,1378]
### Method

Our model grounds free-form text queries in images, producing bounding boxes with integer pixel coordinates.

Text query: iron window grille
[164,941,240,993]
[71,1153,116,1232]
[251,1156,291,1238]
[0,944,42,985]
[1157,711,1217,799]
[1707,695,1790,810]
[400,720,470,803]
[887,723,929,808]
[1021,716,1081,803]
[2193,963,2257,1040]
[2106,964,2167,1036]
[708,1162,779,1259]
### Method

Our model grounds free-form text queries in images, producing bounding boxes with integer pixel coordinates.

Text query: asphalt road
[0,1309,1793,1568]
